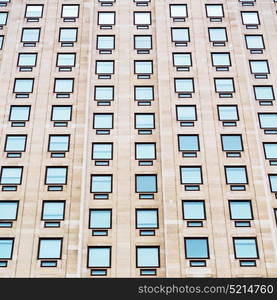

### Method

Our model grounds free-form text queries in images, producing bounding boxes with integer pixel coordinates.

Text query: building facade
[0,0,277,278]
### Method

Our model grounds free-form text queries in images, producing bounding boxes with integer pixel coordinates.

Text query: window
[25,4,43,19]
[17,53,37,69]
[0,201,18,221]
[249,60,269,78]
[0,167,23,185]
[96,61,114,77]
[54,78,74,94]
[0,12,8,26]
[134,12,151,27]
[61,4,79,19]
[134,61,153,76]
[56,53,76,69]
[134,86,153,101]
[135,175,157,193]
[48,135,70,152]
[180,166,203,184]
[92,143,113,160]
[233,238,258,259]
[225,166,248,184]
[13,78,34,95]
[176,105,197,121]
[174,78,194,96]
[173,53,192,71]
[182,201,205,220]
[98,11,115,27]
[136,209,158,228]
[214,78,235,94]
[263,143,277,160]
[184,238,209,259]
[208,27,227,44]
[241,11,260,27]
[136,246,160,268]
[9,106,30,122]
[169,4,188,21]
[205,4,224,21]
[178,135,200,152]
[254,86,274,102]
[217,105,239,121]
[0,238,14,259]
[38,238,62,259]
[97,35,115,52]
[21,28,40,44]
[258,113,277,129]
[42,201,65,220]
[5,135,27,152]
[135,113,155,129]
[134,35,152,52]
[51,106,72,122]
[0,35,3,49]
[45,167,67,185]
[211,53,231,70]
[59,28,77,45]
[88,247,111,268]
[229,200,253,220]
[135,143,156,160]
[269,175,277,192]
[91,175,112,193]
[93,113,113,129]
[221,135,243,151]
[245,35,264,52]
[171,28,190,45]
[95,86,114,102]
[89,209,112,229]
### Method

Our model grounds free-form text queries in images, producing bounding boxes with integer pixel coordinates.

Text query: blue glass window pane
[5,136,26,152]
[173,53,191,66]
[49,136,69,151]
[55,79,73,93]
[0,239,13,259]
[90,210,111,228]
[26,5,43,18]
[14,79,33,93]
[222,135,242,151]
[0,202,18,220]
[185,239,209,258]
[136,144,155,159]
[176,106,196,121]
[225,167,247,184]
[172,28,189,42]
[229,201,252,219]
[39,239,62,259]
[91,176,112,192]
[135,61,152,74]
[93,144,112,159]
[96,61,114,74]
[179,135,199,151]
[183,201,205,220]
[52,106,71,121]
[135,86,153,100]
[209,28,227,41]
[137,210,158,228]
[95,87,113,100]
[181,167,202,184]
[259,114,277,128]
[215,79,234,92]
[10,106,30,121]
[18,53,37,66]
[218,106,238,120]
[46,167,67,184]
[234,239,258,258]
[135,36,151,49]
[94,114,113,129]
[245,35,264,49]
[137,247,159,267]
[269,175,277,192]
[42,202,64,220]
[0,12,8,25]
[212,53,230,66]
[57,54,75,67]
[264,143,277,159]
[135,114,154,128]
[97,36,114,49]
[0,167,22,184]
[22,29,40,42]
[88,247,110,267]
[254,86,274,100]
[59,28,77,42]
[136,175,157,192]
[175,79,194,93]
[250,61,269,73]
[62,5,79,18]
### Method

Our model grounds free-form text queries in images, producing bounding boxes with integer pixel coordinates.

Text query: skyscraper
[0,0,277,278]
